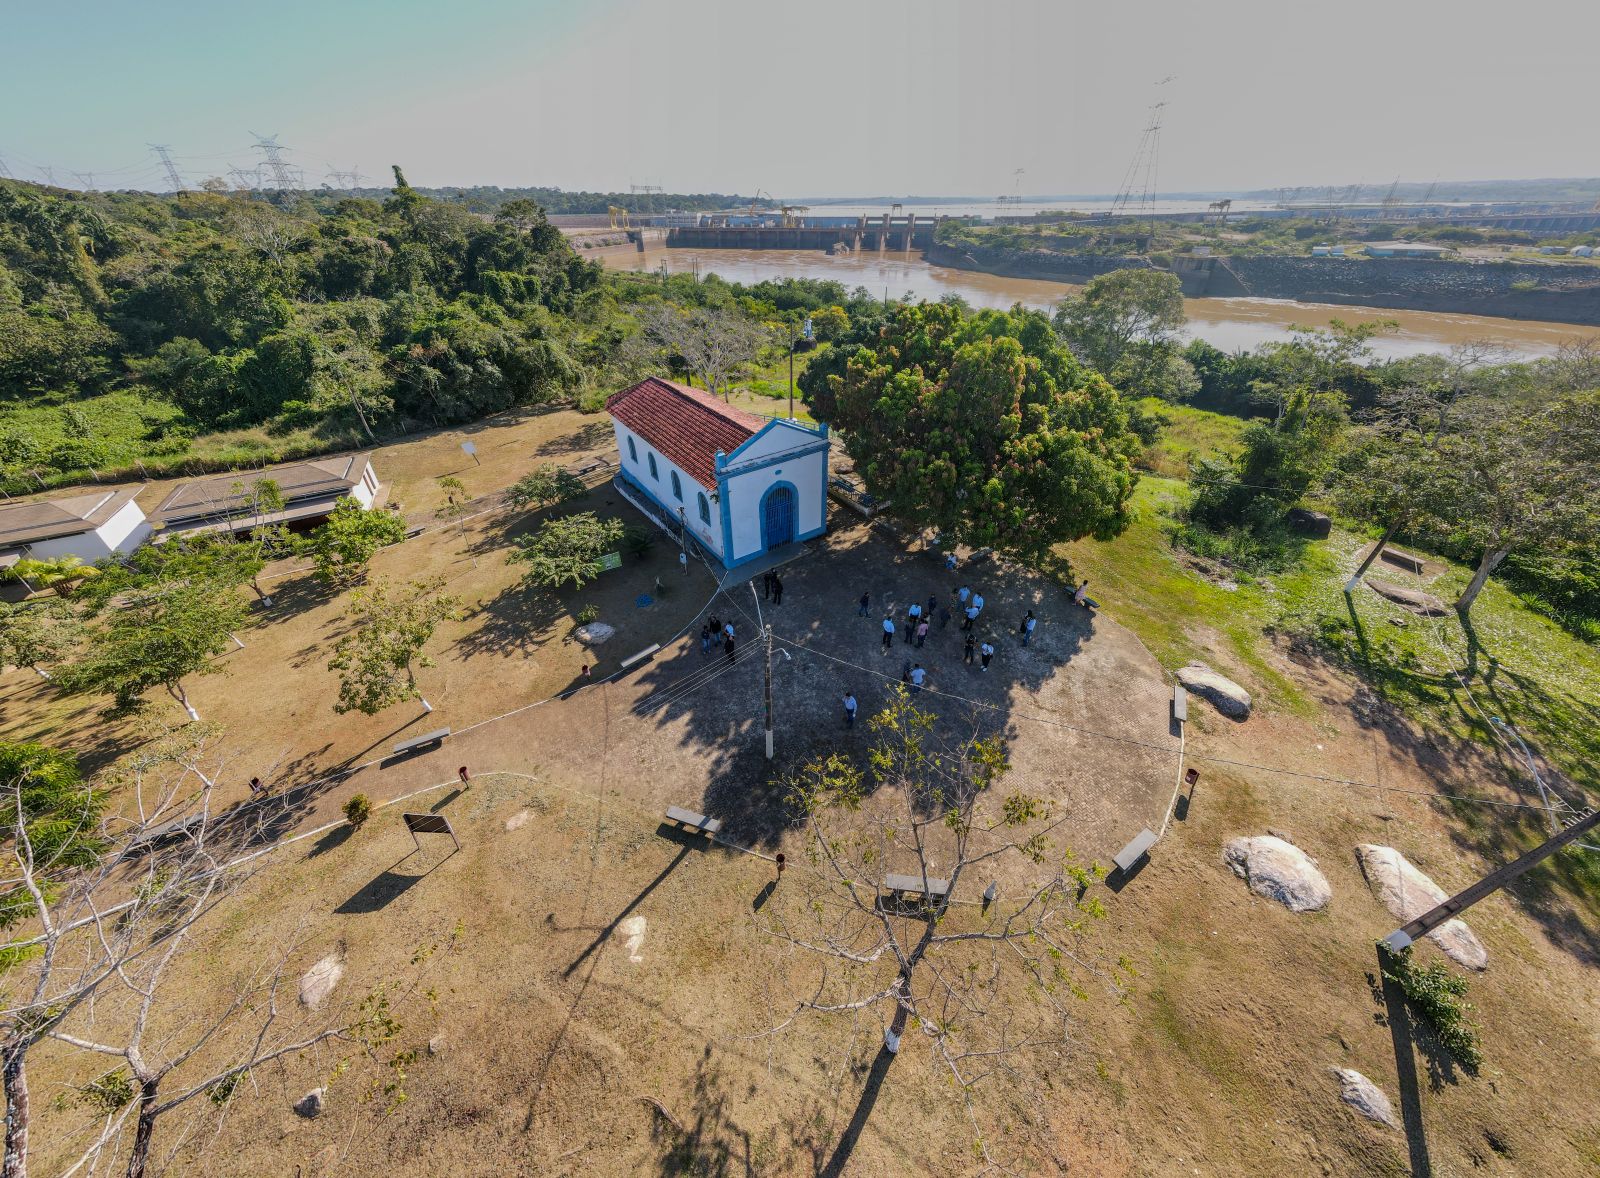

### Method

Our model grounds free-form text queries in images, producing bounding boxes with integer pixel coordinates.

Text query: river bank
[608,247,1594,359]
[923,241,1600,327]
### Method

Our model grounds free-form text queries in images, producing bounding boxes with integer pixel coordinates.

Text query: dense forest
[0,173,866,494]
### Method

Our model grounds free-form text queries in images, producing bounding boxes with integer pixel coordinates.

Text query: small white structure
[151,453,381,541]
[1364,241,1454,259]
[607,377,829,569]
[0,488,150,570]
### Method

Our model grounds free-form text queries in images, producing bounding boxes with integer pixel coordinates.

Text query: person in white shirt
[908,664,926,692]
[1021,611,1037,646]
[980,641,995,671]
[881,614,896,651]
[843,692,858,727]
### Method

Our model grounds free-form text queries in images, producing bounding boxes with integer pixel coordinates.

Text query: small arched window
[670,470,683,500]
[627,435,638,463]
[697,492,711,525]
[647,452,659,480]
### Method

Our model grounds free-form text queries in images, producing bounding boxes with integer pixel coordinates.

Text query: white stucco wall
[611,421,723,557]
[24,499,150,563]
[722,427,828,564]
[349,461,378,508]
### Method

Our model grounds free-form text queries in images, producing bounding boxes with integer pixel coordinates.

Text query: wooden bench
[1172,685,1188,724]
[404,525,425,539]
[1378,546,1425,575]
[1113,828,1158,873]
[620,643,661,671]
[392,727,451,757]
[664,805,722,836]
[882,872,951,904]
[127,812,206,853]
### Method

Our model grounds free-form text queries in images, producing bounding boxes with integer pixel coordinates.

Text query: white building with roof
[606,377,830,569]
[0,488,151,572]
[151,453,380,541]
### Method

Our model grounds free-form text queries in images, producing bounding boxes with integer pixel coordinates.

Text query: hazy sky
[5,0,1597,197]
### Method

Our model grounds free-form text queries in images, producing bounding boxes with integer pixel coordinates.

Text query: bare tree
[0,727,351,1178]
[760,690,1120,1170]
[633,304,767,401]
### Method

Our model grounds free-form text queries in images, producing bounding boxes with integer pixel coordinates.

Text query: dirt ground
[13,411,1600,1175]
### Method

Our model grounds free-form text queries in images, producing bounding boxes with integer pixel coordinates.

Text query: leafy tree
[827,302,1140,560]
[2,555,99,594]
[504,464,586,513]
[1407,387,1600,618]
[509,512,624,589]
[0,743,104,930]
[436,475,470,533]
[1053,268,1189,395]
[344,793,373,829]
[60,578,248,720]
[0,599,83,680]
[765,688,1113,1171]
[808,304,850,342]
[328,576,460,715]
[307,499,407,585]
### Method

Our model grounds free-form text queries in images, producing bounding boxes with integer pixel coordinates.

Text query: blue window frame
[647,452,659,480]
[670,470,682,500]
[627,435,637,463]
[697,491,711,525]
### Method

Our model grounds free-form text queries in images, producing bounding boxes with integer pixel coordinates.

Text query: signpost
[460,440,479,465]
[597,551,623,572]
[402,811,460,853]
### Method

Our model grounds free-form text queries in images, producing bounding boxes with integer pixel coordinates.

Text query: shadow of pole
[562,844,692,979]
[818,1045,896,1178]
[1377,946,1433,1177]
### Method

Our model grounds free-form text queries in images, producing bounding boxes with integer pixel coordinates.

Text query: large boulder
[1286,507,1332,538]
[1365,578,1448,617]
[298,952,344,1010]
[1355,845,1488,970]
[1223,835,1332,912]
[1331,1069,1396,1129]
[1176,663,1252,719]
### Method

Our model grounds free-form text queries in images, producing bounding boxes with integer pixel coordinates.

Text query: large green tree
[827,303,1141,559]
[307,499,407,585]
[328,576,460,715]
[1053,268,1193,400]
[509,511,625,589]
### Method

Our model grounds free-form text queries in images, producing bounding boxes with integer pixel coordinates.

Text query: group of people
[699,613,738,663]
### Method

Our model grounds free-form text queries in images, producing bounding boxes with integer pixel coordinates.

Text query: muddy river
[606,247,1594,360]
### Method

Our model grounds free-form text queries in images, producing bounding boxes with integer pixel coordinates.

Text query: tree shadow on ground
[1370,953,1435,1178]
[454,582,565,661]
[626,529,1093,851]
[532,420,614,458]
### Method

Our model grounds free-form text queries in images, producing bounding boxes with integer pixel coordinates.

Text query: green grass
[1133,398,1252,478]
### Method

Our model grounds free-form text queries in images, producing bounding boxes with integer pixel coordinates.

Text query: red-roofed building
[606,377,830,568]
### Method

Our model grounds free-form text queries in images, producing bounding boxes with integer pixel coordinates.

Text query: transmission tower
[71,171,97,192]
[249,133,303,192]
[148,144,186,192]
[0,153,12,180]
[1110,101,1168,232]
[228,165,263,192]
[629,182,664,195]
[323,166,365,191]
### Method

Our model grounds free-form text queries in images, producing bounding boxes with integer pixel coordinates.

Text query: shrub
[1380,944,1484,1070]
[576,603,600,624]
[621,523,655,558]
[344,793,373,829]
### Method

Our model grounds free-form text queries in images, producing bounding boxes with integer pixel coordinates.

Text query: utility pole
[149,144,185,193]
[788,315,797,421]
[751,581,774,759]
[1382,807,1600,954]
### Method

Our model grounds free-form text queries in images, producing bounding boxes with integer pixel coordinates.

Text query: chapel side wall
[611,420,723,558]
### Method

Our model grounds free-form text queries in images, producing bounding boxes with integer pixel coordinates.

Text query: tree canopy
[824,302,1141,559]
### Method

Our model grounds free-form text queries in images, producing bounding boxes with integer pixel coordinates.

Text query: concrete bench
[1378,546,1426,575]
[404,525,425,539]
[127,812,205,853]
[393,727,451,756]
[883,872,951,903]
[620,643,661,671]
[665,805,722,836]
[1172,685,1188,723]
[1113,828,1158,873]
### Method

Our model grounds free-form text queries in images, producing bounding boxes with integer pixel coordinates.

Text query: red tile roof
[606,377,766,488]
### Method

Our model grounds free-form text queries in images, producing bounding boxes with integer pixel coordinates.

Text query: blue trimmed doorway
[761,484,795,549]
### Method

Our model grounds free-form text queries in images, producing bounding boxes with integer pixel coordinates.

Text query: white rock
[1176,663,1252,719]
[1356,845,1487,971]
[574,622,615,645]
[616,914,646,963]
[293,1088,326,1119]
[298,952,344,1009]
[1223,836,1332,912]
[428,1034,445,1056]
[1332,1069,1396,1128]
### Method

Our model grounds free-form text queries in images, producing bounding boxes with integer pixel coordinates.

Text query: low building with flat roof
[1364,241,1456,258]
[0,487,150,570]
[151,453,381,540]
